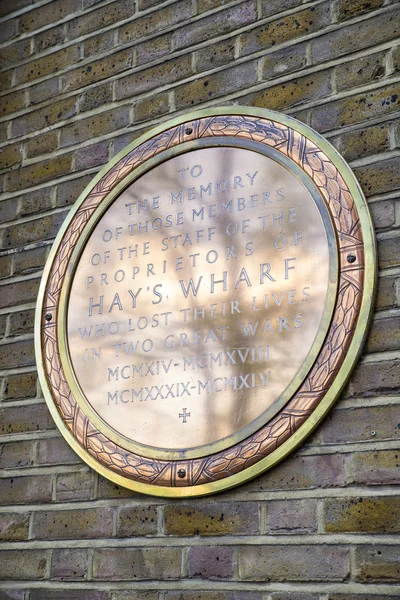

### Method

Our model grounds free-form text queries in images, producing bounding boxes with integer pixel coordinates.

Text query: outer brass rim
[35,106,376,497]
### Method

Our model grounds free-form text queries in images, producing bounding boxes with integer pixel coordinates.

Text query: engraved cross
[179,408,191,423]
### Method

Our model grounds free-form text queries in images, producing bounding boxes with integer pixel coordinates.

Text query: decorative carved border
[38,112,370,493]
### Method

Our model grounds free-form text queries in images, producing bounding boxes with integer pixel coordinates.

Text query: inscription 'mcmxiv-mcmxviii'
[67,146,332,451]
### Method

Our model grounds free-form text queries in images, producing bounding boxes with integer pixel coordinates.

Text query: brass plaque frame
[35,107,376,497]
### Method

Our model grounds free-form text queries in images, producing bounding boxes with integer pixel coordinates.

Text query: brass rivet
[177,469,186,478]
[347,254,356,263]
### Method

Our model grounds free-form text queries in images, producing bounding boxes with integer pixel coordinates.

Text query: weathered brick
[11,97,77,137]
[84,30,116,58]
[0,313,7,337]
[30,77,60,105]
[240,4,330,57]
[312,8,399,64]
[0,402,54,435]
[0,475,52,505]
[60,107,130,147]
[19,0,81,33]
[33,508,113,540]
[0,513,30,541]
[30,592,110,600]
[3,371,37,401]
[175,62,258,109]
[0,122,7,143]
[134,93,169,122]
[51,548,89,580]
[350,449,400,485]
[376,274,398,309]
[0,20,16,44]
[164,502,259,535]
[311,82,400,132]
[188,546,233,579]
[366,315,400,353]
[0,38,31,70]
[319,404,399,444]
[271,595,319,600]
[0,591,25,600]
[378,234,400,269]
[117,505,158,536]
[245,453,346,491]
[112,593,158,600]
[335,51,386,92]
[8,308,35,336]
[12,246,49,275]
[17,186,54,216]
[349,358,400,395]
[333,124,390,162]
[238,545,349,581]
[97,474,137,499]
[61,49,132,93]
[74,140,109,170]
[25,130,59,159]
[0,339,35,368]
[120,0,192,43]
[6,155,71,192]
[112,128,151,156]
[336,0,384,22]
[116,55,192,100]
[0,440,33,469]
[262,44,307,80]
[1,90,26,117]
[354,545,400,582]
[35,23,65,53]
[78,82,113,113]
[56,471,94,502]
[136,33,172,66]
[0,197,19,223]
[166,595,262,600]
[15,45,81,85]
[92,547,182,580]
[261,0,303,17]
[2,212,66,249]
[68,0,136,39]
[324,496,400,533]
[0,550,50,580]
[195,38,236,73]
[356,157,400,197]
[0,143,22,169]
[266,499,317,534]
[37,436,80,466]
[175,1,256,51]
[247,70,331,111]
[56,174,93,207]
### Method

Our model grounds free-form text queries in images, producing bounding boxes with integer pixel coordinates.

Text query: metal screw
[45,313,52,321]
[177,469,186,478]
[370,430,376,436]
[347,254,356,263]
[185,127,193,135]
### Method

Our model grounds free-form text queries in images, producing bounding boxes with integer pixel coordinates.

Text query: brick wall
[0,0,399,597]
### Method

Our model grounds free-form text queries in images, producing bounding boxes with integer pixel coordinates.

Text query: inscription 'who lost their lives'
[67,146,333,451]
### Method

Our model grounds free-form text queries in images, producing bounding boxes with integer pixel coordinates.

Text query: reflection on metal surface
[35,107,376,497]
[67,147,334,455]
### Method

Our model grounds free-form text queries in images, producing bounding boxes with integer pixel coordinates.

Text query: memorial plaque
[36,108,376,496]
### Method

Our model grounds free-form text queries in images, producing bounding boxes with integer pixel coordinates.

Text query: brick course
[0,0,399,598]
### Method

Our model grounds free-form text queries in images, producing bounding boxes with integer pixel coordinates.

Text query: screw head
[45,313,52,322]
[185,127,193,135]
[347,253,356,263]
[177,469,186,478]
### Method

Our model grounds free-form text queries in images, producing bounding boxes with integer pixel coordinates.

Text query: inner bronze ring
[59,138,339,461]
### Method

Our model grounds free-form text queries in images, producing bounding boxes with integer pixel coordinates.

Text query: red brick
[238,545,349,581]
[266,499,317,534]
[116,505,158,536]
[0,475,53,505]
[0,513,30,541]
[33,508,113,540]
[240,4,330,57]
[318,404,399,444]
[0,550,50,580]
[164,502,259,535]
[175,1,256,51]
[19,0,81,33]
[324,496,400,533]
[188,546,233,579]
[120,0,192,43]
[68,0,136,39]
[92,547,182,580]
[354,545,400,582]
[350,450,400,485]
[55,471,94,502]
[311,8,399,64]
[51,548,88,580]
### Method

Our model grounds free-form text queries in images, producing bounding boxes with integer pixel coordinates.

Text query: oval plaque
[36,108,376,496]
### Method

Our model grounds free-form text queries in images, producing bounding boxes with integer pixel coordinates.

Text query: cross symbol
[179,408,191,423]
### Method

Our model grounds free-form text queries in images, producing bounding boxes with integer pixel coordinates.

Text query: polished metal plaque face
[36,108,376,496]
